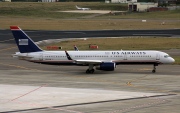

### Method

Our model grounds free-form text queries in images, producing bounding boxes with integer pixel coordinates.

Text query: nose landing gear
[152,64,158,73]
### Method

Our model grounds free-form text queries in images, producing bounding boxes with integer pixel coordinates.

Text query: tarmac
[58,10,126,14]
[0,29,180,44]
[0,42,180,113]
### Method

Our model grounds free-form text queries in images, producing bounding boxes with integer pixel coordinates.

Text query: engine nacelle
[96,62,116,71]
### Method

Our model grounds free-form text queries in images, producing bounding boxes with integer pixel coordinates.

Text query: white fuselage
[14,50,175,65]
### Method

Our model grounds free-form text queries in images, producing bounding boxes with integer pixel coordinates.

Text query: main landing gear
[86,64,95,74]
[86,69,95,74]
[152,64,158,73]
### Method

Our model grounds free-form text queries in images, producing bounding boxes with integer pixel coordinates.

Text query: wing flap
[75,60,102,64]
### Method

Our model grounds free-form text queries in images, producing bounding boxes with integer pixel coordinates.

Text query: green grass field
[97,9,180,19]
[173,56,180,65]
[0,2,179,30]
[42,37,180,50]
[0,2,179,19]
[1,18,180,30]
[0,2,127,18]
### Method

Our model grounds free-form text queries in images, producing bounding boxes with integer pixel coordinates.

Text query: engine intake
[96,62,116,71]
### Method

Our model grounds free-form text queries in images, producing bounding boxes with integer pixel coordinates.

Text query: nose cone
[171,58,175,63]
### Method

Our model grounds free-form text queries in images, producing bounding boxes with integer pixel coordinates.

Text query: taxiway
[0,29,180,44]
[0,42,179,113]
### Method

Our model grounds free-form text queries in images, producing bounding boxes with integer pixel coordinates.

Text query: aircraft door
[123,53,127,60]
[39,53,43,60]
[156,53,160,60]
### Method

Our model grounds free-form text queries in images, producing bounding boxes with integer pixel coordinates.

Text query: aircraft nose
[170,57,175,63]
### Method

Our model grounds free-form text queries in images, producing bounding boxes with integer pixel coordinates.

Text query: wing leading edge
[65,50,103,64]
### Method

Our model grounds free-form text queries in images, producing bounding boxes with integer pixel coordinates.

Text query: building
[110,0,137,3]
[128,2,158,12]
[109,0,178,4]
[158,0,177,6]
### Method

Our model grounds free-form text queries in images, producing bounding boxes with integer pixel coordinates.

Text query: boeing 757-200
[11,26,175,74]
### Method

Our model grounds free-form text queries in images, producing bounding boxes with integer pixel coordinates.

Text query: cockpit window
[164,55,170,58]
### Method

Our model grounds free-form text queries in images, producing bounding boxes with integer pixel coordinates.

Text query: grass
[173,56,180,65]
[97,9,180,19]
[0,2,179,30]
[0,2,127,18]
[0,3,90,18]
[0,2,179,19]
[41,37,180,50]
[1,18,180,30]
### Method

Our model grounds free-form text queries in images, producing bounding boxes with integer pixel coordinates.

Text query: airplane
[10,26,175,74]
[75,5,91,10]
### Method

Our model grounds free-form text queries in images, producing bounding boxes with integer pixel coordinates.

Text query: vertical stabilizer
[10,26,42,53]
[75,5,81,10]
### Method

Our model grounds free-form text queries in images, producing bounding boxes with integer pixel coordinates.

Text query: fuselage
[14,50,175,65]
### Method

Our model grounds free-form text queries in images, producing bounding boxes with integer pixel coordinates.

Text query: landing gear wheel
[86,69,94,74]
[86,69,90,74]
[152,70,156,73]
[86,64,95,74]
[90,69,94,74]
[152,64,157,73]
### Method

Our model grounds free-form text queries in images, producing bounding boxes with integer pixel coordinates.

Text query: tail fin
[75,5,80,9]
[10,26,42,53]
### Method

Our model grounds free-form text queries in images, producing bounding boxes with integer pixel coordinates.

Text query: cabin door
[39,53,43,61]
[156,53,160,60]
[123,54,127,60]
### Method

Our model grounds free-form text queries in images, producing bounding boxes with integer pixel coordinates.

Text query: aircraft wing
[65,51,105,65]
[75,60,102,65]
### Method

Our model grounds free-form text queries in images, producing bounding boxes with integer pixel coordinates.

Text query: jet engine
[96,62,116,71]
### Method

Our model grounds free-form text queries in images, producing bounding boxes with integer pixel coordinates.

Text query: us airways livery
[11,26,175,74]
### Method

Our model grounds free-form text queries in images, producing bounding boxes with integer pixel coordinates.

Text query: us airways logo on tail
[19,39,28,45]
[112,52,146,55]
[10,26,42,53]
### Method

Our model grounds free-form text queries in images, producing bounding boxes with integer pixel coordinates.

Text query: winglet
[74,45,79,51]
[65,50,73,60]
